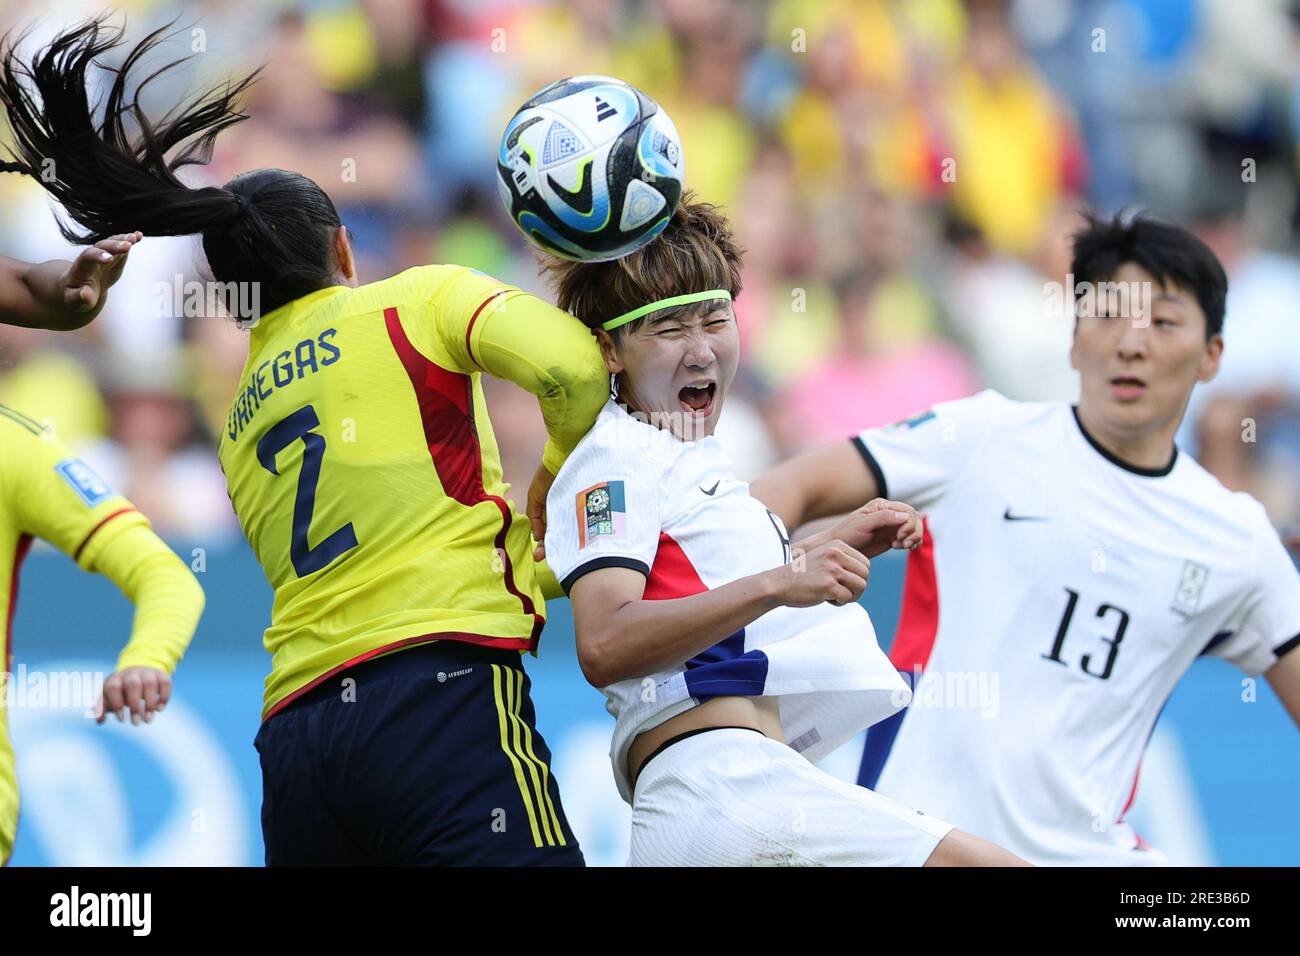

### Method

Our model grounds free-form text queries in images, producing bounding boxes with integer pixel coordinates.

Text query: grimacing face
[597,299,739,441]
[1070,262,1223,441]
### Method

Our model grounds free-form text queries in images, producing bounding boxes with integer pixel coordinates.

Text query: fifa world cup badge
[1171,560,1210,617]
[576,480,627,548]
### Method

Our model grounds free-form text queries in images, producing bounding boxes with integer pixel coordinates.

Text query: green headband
[600,289,732,332]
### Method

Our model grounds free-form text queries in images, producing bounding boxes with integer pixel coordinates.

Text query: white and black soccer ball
[496,75,685,262]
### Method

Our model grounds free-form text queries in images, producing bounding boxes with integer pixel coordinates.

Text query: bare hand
[528,460,556,562]
[828,499,923,558]
[96,666,171,726]
[62,232,142,312]
[773,538,871,608]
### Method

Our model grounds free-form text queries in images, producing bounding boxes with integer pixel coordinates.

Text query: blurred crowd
[2,0,1299,550]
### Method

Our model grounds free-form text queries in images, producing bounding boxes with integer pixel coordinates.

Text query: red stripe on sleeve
[6,534,33,674]
[72,507,138,564]
[464,289,510,372]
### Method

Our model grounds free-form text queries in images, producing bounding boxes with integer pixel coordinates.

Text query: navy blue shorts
[253,640,585,866]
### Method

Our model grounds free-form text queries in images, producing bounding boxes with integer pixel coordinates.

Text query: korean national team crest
[1171,560,1210,617]
[576,480,626,548]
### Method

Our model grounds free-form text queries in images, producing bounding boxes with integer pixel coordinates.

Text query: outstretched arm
[751,439,880,532]
[0,232,141,330]
[794,498,923,557]
[2,412,201,725]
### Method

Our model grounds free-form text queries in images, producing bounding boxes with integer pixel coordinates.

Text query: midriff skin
[627,694,784,789]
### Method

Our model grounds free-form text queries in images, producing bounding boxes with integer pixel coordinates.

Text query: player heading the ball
[541,196,1028,866]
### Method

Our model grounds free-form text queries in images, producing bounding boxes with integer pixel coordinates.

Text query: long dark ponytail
[0,18,347,314]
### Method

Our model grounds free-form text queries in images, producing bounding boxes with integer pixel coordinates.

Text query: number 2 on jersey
[257,404,358,577]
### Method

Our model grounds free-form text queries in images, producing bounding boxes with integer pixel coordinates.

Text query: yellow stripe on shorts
[503,665,556,846]
[492,663,544,847]
[508,668,566,846]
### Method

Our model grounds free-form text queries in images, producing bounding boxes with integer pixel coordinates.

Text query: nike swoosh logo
[700,481,720,496]
[547,160,593,215]
[1003,508,1049,522]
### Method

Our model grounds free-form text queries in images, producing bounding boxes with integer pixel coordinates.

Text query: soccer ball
[496,75,685,262]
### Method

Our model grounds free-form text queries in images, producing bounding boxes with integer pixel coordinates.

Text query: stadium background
[2,0,1299,865]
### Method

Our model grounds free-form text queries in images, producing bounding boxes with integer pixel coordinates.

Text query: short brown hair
[542,192,744,337]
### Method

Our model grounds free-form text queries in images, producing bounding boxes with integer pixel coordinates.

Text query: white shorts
[627,727,955,866]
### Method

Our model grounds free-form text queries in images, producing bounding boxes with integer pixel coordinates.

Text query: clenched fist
[769,538,871,608]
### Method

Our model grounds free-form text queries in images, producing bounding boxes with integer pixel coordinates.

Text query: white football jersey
[855,389,1300,865]
[547,400,908,802]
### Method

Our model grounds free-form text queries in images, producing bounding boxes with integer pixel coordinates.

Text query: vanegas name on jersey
[226,329,341,443]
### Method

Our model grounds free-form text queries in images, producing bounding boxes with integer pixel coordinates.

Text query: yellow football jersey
[0,405,151,861]
[218,265,607,718]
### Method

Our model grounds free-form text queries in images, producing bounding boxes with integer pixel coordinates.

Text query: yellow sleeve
[0,412,201,674]
[92,524,204,673]
[427,266,610,475]
[0,413,148,569]
[534,555,564,602]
